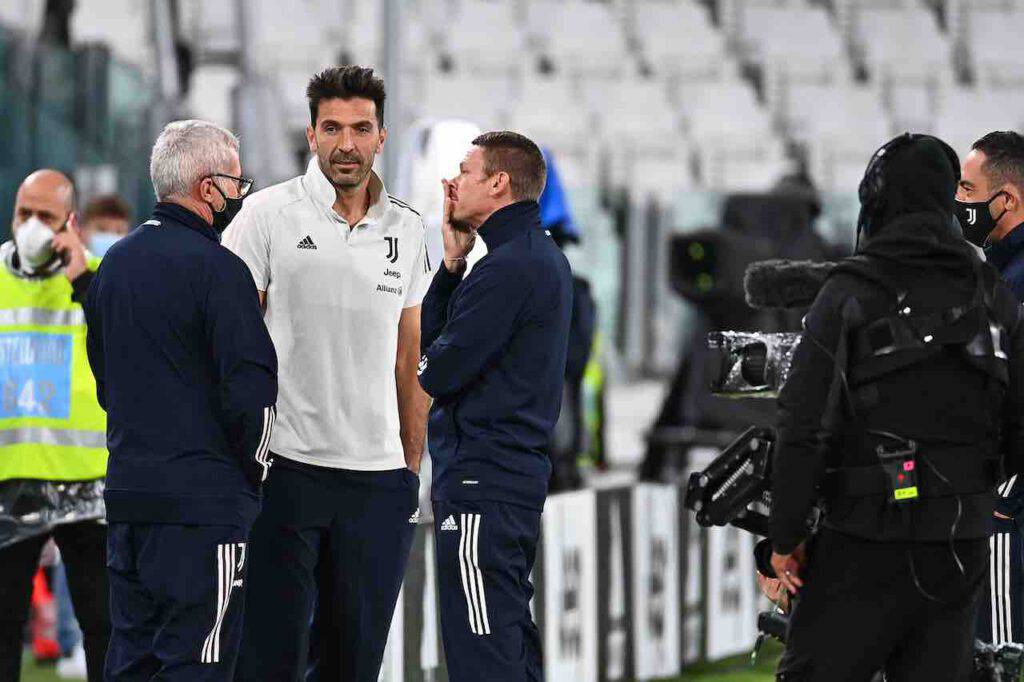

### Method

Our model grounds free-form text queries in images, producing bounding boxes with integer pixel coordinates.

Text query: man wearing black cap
[768,134,1024,680]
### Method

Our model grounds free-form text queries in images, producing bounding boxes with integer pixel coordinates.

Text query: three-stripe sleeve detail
[458,513,491,635]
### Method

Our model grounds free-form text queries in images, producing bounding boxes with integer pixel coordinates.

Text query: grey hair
[149,120,240,201]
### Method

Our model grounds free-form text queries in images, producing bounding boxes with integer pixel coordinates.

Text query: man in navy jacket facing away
[419,131,572,682]
[84,120,277,681]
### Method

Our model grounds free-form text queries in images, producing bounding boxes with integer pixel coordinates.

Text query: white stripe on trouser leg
[991,535,999,644]
[462,516,485,630]
[202,545,226,662]
[202,544,237,663]
[213,544,235,662]
[996,533,1007,645]
[458,514,481,634]
[1003,532,1011,638]
[469,514,491,635]
[995,532,1003,643]
[1005,533,1013,644]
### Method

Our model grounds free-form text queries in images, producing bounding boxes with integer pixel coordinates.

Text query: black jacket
[85,203,278,527]
[770,214,1024,553]
[984,221,1024,517]
[419,201,573,510]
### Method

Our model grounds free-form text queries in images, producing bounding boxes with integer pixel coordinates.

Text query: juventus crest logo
[966,207,977,225]
[385,237,399,263]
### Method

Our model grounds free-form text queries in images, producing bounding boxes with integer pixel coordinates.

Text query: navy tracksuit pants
[433,499,543,682]
[977,516,1024,646]
[105,522,249,681]
[235,456,418,682]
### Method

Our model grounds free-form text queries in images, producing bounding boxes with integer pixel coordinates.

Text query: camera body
[707,331,801,397]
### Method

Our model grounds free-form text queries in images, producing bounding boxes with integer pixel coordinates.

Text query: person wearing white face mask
[0,169,110,681]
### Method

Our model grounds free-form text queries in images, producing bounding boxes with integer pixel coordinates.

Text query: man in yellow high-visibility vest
[0,169,110,681]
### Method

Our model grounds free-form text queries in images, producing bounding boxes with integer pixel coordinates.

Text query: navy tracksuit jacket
[419,200,572,681]
[979,222,1024,648]
[85,202,277,680]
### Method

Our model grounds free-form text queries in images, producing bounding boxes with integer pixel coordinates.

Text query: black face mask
[207,184,245,234]
[955,191,1007,247]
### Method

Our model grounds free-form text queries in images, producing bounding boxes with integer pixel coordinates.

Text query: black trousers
[0,519,110,681]
[235,457,418,682]
[777,529,988,682]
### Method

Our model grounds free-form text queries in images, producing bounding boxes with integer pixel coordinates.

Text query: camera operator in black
[769,134,1024,682]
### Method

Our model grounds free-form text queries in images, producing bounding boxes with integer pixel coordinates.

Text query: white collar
[303,157,390,226]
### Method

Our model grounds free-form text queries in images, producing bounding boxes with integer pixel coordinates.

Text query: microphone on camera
[743,259,838,310]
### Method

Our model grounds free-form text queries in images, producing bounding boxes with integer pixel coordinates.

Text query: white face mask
[14,216,56,270]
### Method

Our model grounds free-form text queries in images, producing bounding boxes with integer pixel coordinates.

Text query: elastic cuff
[70,271,94,304]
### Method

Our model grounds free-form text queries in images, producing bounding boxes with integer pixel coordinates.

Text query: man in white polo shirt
[223,65,431,681]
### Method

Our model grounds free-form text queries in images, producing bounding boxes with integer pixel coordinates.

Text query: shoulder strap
[829,256,906,306]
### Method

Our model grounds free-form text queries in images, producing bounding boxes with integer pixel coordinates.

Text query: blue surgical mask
[89,232,122,257]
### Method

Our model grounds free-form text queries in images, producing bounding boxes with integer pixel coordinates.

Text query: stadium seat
[70,0,151,68]
[850,3,955,83]
[582,78,689,194]
[507,76,599,187]
[425,0,528,76]
[526,1,636,78]
[584,79,681,143]
[729,2,850,92]
[931,85,1024,157]
[885,81,939,133]
[782,83,892,192]
[631,1,738,82]
[184,65,239,128]
[416,72,513,130]
[966,6,1024,87]
[677,80,788,191]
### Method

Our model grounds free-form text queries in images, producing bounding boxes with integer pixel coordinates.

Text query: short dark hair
[972,131,1024,192]
[472,131,547,202]
[306,66,386,128]
[81,194,131,223]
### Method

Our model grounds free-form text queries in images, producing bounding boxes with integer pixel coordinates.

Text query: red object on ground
[30,568,60,662]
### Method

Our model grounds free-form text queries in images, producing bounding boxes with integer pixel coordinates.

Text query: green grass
[667,641,781,681]
[20,643,782,681]
[20,652,60,682]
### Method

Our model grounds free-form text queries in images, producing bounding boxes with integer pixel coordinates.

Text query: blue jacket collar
[153,202,219,242]
[986,221,1024,271]
[478,201,541,251]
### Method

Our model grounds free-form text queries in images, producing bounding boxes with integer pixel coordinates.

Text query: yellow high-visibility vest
[0,255,107,481]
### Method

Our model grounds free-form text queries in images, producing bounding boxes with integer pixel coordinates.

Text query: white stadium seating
[4,0,1024,195]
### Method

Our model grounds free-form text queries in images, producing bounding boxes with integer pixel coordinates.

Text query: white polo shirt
[222,158,432,470]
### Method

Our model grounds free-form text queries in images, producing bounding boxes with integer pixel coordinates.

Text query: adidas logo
[408,508,421,524]
[441,515,458,531]
[297,235,317,250]
[417,355,428,376]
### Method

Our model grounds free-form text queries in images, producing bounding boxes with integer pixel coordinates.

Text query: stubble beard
[318,150,373,193]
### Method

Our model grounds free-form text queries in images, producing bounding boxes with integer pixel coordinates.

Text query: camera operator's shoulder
[818,267,889,310]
